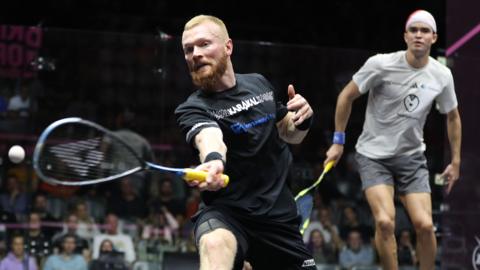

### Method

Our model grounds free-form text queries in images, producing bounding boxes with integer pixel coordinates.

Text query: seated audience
[339,205,373,242]
[31,193,61,238]
[0,234,37,270]
[0,175,30,218]
[107,178,147,221]
[43,234,88,270]
[52,213,90,258]
[339,229,375,269]
[73,200,100,241]
[306,229,337,264]
[142,206,179,244]
[397,229,418,267]
[24,211,52,265]
[92,213,136,264]
[90,239,128,270]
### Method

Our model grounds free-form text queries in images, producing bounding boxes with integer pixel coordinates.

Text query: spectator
[6,82,37,119]
[142,206,179,244]
[306,229,336,264]
[6,162,37,192]
[92,213,136,264]
[148,177,186,219]
[339,230,375,269]
[5,82,37,132]
[397,229,418,267]
[148,156,188,202]
[0,175,30,218]
[52,214,90,258]
[83,187,106,221]
[73,200,100,241]
[309,191,327,222]
[24,211,52,265]
[0,234,37,270]
[31,193,60,238]
[339,205,373,242]
[43,234,88,270]
[107,177,147,221]
[89,239,128,270]
[303,207,342,248]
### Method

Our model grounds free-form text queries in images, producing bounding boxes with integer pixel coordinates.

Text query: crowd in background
[0,147,424,269]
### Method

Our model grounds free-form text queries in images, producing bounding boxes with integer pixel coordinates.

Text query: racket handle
[324,160,335,172]
[183,169,230,187]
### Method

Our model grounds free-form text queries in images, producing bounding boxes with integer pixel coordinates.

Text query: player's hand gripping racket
[295,160,335,234]
[33,117,229,186]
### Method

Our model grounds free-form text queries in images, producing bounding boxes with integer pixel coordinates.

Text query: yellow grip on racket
[324,160,335,172]
[183,168,230,187]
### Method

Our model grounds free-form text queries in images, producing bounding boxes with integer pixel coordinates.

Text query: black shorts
[193,206,316,270]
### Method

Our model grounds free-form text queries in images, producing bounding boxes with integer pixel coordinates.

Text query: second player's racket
[33,117,229,186]
[295,160,335,234]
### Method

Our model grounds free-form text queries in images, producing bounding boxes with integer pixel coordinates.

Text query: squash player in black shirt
[175,15,316,270]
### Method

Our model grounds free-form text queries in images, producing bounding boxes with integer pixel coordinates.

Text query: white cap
[405,10,437,33]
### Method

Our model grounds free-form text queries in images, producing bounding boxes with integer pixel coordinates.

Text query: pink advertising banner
[0,25,43,78]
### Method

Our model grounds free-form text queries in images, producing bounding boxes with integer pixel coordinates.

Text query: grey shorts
[355,151,430,194]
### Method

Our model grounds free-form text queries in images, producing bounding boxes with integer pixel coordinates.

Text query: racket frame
[33,117,186,186]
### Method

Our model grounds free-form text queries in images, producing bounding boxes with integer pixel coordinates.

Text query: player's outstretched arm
[192,127,228,191]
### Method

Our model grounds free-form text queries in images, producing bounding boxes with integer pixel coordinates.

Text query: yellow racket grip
[183,168,230,187]
[324,160,335,172]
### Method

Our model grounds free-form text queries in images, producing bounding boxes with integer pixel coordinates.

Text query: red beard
[190,53,228,91]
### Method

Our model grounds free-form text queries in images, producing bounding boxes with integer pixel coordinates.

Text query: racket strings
[37,123,142,183]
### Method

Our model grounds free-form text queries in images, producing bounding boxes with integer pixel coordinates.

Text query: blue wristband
[333,132,345,145]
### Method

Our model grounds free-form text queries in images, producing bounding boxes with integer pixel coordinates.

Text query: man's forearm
[334,82,359,133]
[195,127,227,162]
[335,97,352,132]
[447,109,462,164]
[276,112,310,144]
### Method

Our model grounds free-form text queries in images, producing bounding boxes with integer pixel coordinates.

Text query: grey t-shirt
[353,51,457,159]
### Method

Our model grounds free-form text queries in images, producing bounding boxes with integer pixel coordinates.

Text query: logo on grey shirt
[404,94,419,112]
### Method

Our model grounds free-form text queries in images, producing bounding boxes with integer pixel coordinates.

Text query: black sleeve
[175,101,220,146]
[254,74,288,121]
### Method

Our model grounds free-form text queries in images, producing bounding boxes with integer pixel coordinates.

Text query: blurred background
[0,0,478,269]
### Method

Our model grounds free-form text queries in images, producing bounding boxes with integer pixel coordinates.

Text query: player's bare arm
[443,107,462,194]
[325,80,362,166]
[193,127,228,191]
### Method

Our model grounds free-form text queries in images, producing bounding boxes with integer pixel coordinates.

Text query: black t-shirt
[175,73,297,219]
